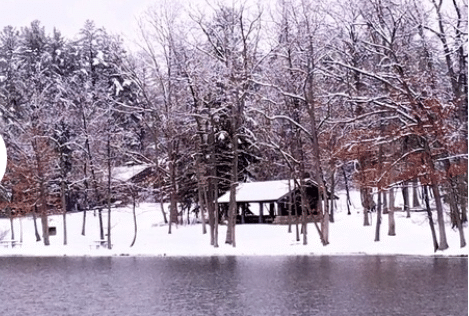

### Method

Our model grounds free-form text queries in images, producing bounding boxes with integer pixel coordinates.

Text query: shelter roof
[111,164,152,182]
[218,179,318,203]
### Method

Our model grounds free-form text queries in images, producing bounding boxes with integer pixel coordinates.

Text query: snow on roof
[111,164,151,182]
[218,180,297,203]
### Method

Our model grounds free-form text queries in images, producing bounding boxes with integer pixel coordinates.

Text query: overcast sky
[0,0,154,43]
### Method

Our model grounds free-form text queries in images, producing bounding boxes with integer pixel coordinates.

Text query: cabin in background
[111,164,154,184]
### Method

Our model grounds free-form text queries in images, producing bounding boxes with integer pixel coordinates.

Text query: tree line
[0,0,466,251]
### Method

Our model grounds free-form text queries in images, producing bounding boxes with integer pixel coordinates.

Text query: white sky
[0,0,154,44]
[0,0,264,51]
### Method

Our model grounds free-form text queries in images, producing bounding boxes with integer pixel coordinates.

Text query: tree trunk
[168,139,179,233]
[225,185,237,246]
[321,211,329,245]
[433,0,460,99]
[287,179,293,233]
[292,190,300,241]
[32,207,41,242]
[299,181,308,246]
[33,138,50,246]
[205,188,215,245]
[387,176,395,237]
[329,168,335,223]
[81,162,89,236]
[213,180,219,248]
[168,200,173,235]
[432,184,449,250]
[458,175,468,223]
[402,183,410,218]
[98,209,104,241]
[363,209,370,226]
[388,205,396,236]
[412,178,420,208]
[160,200,168,224]
[304,9,329,246]
[106,135,112,250]
[461,202,468,224]
[206,122,219,247]
[62,212,67,246]
[168,152,179,233]
[360,188,372,226]
[40,214,50,246]
[295,195,300,242]
[389,187,395,211]
[82,111,104,240]
[447,181,466,248]
[19,218,23,244]
[375,191,382,241]
[423,185,439,252]
[226,177,237,247]
[342,166,352,215]
[442,158,467,248]
[39,179,50,246]
[382,190,388,214]
[61,181,67,245]
[81,201,87,236]
[130,194,137,247]
[226,108,239,247]
[198,181,207,235]
[106,207,111,249]
[8,208,14,241]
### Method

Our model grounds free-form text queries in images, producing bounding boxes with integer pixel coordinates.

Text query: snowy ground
[0,190,467,257]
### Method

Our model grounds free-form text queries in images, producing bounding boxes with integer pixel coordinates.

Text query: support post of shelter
[269,203,275,217]
[259,202,264,223]
[241,203,245,224]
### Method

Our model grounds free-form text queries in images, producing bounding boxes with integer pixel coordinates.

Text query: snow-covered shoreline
[0,191,467,258]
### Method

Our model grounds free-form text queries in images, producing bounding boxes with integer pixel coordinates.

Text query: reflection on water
[0,256,466,316]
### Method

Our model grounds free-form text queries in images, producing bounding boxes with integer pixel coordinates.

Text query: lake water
[0,256,466,316]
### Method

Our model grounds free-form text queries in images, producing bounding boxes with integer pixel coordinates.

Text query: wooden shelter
[217,179,334,224]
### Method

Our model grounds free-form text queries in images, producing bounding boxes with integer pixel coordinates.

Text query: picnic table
[0,240,22,248]
[91,239,112,249]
